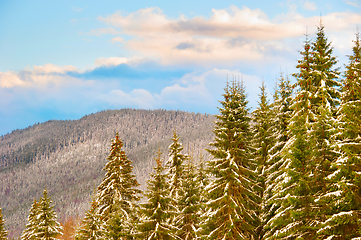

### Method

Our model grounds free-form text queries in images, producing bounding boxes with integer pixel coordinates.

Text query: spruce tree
[196,154,209,216]
[175,156,201,240]
[75,197,104,240]
[195,154,210,238]
[310,21,341,113]
[105,208,132,240]
[0,208,8,240]
[262,73,293,239]
[270,114,316,239]
[137,149,179,240]
[22,200,40,240]
[34,189,63,240]
[202,80,260,239]
[264,66,320,237]
[251,81,276,239]
[265,23,341,239]
[166,130,186,201]
[317,32,361,239]
[96,133,141,237]
[307,21,340,238]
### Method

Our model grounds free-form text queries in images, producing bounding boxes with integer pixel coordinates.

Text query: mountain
[0,108,215,238]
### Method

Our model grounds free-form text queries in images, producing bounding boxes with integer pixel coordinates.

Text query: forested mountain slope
[0,109,215,238]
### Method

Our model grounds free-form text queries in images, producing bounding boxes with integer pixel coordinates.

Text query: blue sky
[0,0,360,136]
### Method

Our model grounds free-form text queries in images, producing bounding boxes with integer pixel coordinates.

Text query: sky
[0,0,360,136]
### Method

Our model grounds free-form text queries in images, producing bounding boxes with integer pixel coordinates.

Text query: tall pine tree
[202,80,260,239]
[270,114,316,239]
[318,31,361,239]
[34,189,63,240]
[263,73,293,239]
[137,149,179,240]
[265,22,340,239]
[251,81,276,239]
[310,21,341,113]
[22,200,40,240]
[75,196,104,240]
[96,133,141,238]
[307,21,340,238]
[166,130,187,201]
[175,155,201,240]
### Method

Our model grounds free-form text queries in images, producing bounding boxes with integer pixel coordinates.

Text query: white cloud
[344,0,360,7]
[155,68,264,110]
[111,36,124,43]
[99,6,304,40]
[94,57,128,67]
[0,72,25,88]
[102,89,156,109]
[303,0,317,10]
[96,6,361,67]
[0,64,83,89]
[31,63,77,74]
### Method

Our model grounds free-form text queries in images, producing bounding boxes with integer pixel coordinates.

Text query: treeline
[1,21,361,239]
[0,109,214,169]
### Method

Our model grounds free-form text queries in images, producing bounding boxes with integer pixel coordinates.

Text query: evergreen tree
[22,200,40,240]
[317,32,361,239]
[265,23,340,239]
[202,80,260,239]
[262,73,293,239]
[269,115,316,239]
[104,208,132,240]
[75,197,104,240]
[195,154,210,238]
[307,21,340,238]
[310,21,341,113]
[251,82,276,238]
[137,149,179,240]
[96,133,141,237]
[196,154,210,216]
[166,130,187,201]
[34,189,63,240]
[175,156,201,240]
[0,208,8,240]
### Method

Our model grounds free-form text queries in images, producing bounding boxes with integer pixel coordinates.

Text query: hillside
[0,109,215,238]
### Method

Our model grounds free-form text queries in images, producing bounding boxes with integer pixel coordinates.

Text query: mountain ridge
[0,108,215,238]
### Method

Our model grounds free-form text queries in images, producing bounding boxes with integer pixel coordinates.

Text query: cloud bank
[2,4,361,135]
[97,6,361,67]
[0,59,264,135]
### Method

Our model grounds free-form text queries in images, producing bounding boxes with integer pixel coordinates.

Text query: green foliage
[35,189,63,240]
[268,116,317,239]
[75,198,104,240]
[96,133,142,237]
[262,73,293,238]
[318,32,361,239]
[310,21,341,112]
[166,130,187,200]
[251,82,277,238]
[0,208,8,240]
[196,154,209,217]
[104,210,132,240]
[265,22,341,239]
[137,149,179,240]
[22,189,63,240]
[203,80,260,239]
[21,200,40,240]
[175,156,201,240]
